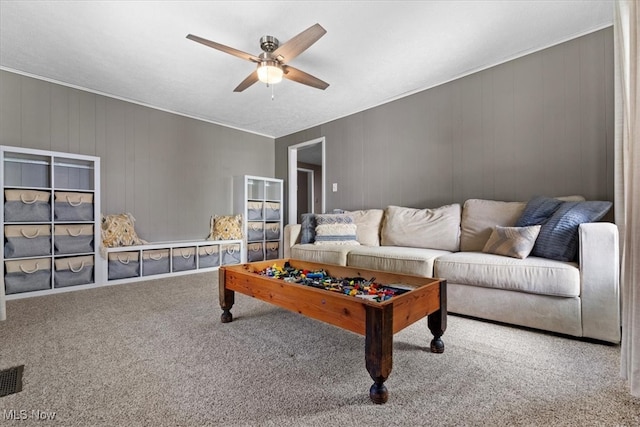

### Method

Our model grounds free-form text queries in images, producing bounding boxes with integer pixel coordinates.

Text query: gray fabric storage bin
[142,249,170,276]
[198,245,220,268]
[265,223,280,240]
[4,258,52,294]
[247,242,264,262]
[247,222,264,242]
[54,191,94,221]
[221,243,242,265]
[54,224,94,254]
[264,202,280,220]
[247,201,263,220]
[4,189,51,222]
[4,224,51,258]
[108,251,140,280]
[54,255,94,288]
[265,242,280,260]
[172,247,196,272]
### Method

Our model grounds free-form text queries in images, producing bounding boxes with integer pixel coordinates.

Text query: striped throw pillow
[314,214,359,246]
[482,225,541,259]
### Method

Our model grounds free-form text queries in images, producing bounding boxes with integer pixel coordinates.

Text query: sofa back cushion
[460,199,525,252]
[381,204,461,251]
[346,209,384,246]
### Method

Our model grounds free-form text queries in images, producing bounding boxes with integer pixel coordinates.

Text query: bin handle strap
[67,227,84,237]
[20,263,39,274]
[20,193,40,204]
[21,228,40,239]
[69,261,85,273]
[149,253,163,261]
[66,196,84,207]
[117,255,130,264]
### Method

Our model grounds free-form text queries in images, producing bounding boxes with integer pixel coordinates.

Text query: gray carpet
[0,272,638,426]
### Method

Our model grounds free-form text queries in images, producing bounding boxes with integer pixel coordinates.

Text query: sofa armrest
[283,224,302,258]
[579,222,620,342]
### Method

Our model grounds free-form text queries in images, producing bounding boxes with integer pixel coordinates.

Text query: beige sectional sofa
[283,198,621,343]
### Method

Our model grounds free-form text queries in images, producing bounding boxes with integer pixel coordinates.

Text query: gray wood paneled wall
[275,28,614,219]
[0,70,274,241]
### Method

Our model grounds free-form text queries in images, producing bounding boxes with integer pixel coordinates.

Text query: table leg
[219,269,234,323]
[365,304,393,404]
[428,280,447,353]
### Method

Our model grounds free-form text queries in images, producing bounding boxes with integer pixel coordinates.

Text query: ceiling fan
[187,23,329,92]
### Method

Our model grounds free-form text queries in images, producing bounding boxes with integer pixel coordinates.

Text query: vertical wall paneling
[132,106,150,240]
[579,31,608,201]
[480,70,495,200]
[50,84,70,153]
[491,61,516,201]
[604,28,615,204]
[275,27,614,213]
[0,72,22,144]
[458,72,484,201]
[94,96,107,212]
[540,40,566,197]
[21,77,51,150]
[562,37,583,195]
[67,88,80,154]
[0,69,275,241]
[77,90,97,156]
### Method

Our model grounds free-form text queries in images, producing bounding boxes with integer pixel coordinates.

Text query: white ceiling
[0,1,613,139]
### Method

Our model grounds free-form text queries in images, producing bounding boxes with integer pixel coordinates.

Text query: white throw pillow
[482,225,541,259]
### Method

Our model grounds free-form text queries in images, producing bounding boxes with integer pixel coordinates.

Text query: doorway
[297,168,314,223]
[288,137,325,225]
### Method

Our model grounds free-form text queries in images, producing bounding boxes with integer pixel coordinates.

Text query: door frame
[288,137,325,225]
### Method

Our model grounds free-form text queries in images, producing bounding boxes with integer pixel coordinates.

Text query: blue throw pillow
[515,196,563,227]
[300,213,316,244]
[530,200,612,262]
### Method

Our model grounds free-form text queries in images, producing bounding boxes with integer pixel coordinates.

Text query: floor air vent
[0,365,24,397]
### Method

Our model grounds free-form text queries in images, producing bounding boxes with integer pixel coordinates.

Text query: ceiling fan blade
[187,34,260,63]
[273,23,326,64]
[282,65,329,90]
[234,70,260,92]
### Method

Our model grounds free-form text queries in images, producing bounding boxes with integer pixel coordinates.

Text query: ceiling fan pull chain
[271,83,275,101]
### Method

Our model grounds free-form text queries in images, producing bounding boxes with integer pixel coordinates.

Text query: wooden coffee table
[218,259,446,404]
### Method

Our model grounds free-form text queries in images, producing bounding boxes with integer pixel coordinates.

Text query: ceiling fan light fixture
[257,61,283,84]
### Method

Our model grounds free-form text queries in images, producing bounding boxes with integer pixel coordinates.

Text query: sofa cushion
[482,225,541,259]
[381,204,461,251]
[346,209,384,246]
[434,252,580,297]
[460,199,526,252]
[291,244,352,266]
[515,196,613,262]
[347,246,451,278]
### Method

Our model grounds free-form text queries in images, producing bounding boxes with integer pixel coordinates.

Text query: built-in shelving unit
[103,239,243,285]
[1,145,101,299]
[234,175,283,263]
